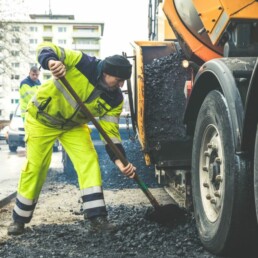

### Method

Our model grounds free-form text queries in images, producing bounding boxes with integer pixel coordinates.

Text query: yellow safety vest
[27,42,123,144]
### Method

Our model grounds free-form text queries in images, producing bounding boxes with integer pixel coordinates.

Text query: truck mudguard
[184,57,257,152]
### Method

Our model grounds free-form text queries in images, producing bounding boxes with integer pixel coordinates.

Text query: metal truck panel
[163,0,223,62]
[193,0,258,44]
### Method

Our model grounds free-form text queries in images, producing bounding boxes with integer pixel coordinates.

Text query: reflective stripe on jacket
[28,42,123,143]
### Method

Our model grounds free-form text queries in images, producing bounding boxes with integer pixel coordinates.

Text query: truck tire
[254,126,258,223]
[192,90,256,255]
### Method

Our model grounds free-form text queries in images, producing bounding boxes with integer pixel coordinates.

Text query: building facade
[0,14,104,120]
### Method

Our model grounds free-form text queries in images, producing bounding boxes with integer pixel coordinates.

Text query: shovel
[59,76,186,223]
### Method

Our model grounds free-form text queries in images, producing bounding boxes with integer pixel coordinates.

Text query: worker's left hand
[115,160,136,178]
[48,60,66,79]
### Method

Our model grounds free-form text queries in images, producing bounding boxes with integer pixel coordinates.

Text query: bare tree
[0,0,33,119]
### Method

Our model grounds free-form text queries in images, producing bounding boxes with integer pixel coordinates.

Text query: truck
[128,0,258,256]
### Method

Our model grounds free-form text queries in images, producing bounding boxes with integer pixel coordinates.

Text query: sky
[24,0,149,58]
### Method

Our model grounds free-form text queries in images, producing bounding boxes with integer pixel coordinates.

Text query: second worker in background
[19,66,41,120]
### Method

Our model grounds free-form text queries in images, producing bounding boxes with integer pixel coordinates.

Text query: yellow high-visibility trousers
[13,113,107,223]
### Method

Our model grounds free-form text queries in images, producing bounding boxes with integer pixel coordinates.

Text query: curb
[0,191,17,208]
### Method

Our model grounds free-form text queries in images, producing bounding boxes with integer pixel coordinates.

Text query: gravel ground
[0,138,219,258]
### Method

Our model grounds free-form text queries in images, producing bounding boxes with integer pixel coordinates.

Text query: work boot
[7,221,25,235]
[85,216,116,234]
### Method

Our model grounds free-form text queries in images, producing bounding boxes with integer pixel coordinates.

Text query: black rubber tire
[254,126,258,224]
[192,90,256,256]
[9,145,17,152]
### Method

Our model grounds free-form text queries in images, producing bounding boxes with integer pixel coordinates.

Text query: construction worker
[19,66,41,120]
[7,42,136,235]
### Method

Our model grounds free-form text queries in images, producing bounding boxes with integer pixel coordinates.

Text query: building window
[11,26,20,32]
[43,74,52,80]
[86,39,99,45]
[11,51,19,56]
[11,75,20,80]
[12,63,20,68]
[30,26,38,32]
[73,38,99,45]
[11,99,19,104]
[43,25,52,32]
[58,39,66,45]
[11,38,20,44]
[29,39,38,44]
[29,63,38,67]
[73,26,98,33]
[43,37,52,42]
[73,38,89,44]
[58,27,67,32]
[83,50,99,57]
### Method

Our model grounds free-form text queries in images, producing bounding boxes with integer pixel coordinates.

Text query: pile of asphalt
[144,51,190,142]
[0,205,217,258]
[0,139,219,258]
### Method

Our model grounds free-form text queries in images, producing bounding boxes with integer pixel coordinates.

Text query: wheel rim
[199,124,225,222]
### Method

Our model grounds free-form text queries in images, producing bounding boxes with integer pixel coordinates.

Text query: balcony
[72,31,101,38]
[72,44,100,50]
[42,31,53,37]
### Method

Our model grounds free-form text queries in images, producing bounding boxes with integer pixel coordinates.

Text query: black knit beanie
[102,55,132,79]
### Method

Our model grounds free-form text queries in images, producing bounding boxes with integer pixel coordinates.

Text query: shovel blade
[144,204,188,224]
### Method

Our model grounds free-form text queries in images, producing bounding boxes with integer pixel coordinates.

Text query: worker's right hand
[48,60,66,79]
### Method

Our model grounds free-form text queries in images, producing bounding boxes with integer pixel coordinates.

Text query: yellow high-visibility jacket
[27,42,125,160]
[19,76,41,119]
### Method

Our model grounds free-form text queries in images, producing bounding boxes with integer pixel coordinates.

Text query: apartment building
[0,14,104,120]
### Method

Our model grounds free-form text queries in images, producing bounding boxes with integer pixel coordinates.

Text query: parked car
[0,125,9,143]
[8,104,60,152]
[8,105,25,152]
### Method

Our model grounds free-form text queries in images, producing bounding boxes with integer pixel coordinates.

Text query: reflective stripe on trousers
[13,193,38,223]
[81,186,107,218]
[13,113,105,223]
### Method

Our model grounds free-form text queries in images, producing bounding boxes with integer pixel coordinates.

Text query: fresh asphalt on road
[0,123,134,207]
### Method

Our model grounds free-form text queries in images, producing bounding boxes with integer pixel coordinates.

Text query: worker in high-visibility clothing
[7,42,136,235]
[19,66,41,120]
